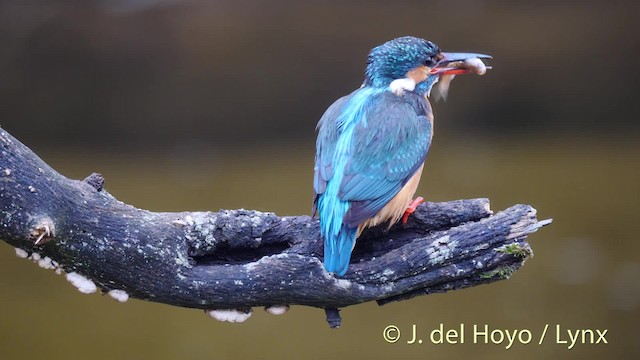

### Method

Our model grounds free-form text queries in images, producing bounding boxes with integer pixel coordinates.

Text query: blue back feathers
[314,36,437,276]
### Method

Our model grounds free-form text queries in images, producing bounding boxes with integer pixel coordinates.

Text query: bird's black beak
[430,52,492,75]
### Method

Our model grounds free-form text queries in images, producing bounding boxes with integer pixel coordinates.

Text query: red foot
[402,197,424,224]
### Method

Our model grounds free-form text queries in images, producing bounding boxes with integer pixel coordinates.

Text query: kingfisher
[313,36,490,276]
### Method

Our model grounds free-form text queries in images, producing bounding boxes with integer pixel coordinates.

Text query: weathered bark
[0,127,550,327]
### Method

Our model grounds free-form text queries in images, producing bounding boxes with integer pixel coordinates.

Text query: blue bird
[313,36,491,276]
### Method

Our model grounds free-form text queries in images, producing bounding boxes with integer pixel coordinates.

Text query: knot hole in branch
[179,210,291,266]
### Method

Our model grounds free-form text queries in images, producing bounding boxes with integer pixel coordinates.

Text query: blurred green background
[1,1,639,359]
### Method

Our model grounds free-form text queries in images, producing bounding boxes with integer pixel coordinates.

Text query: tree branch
[0,127,550,328]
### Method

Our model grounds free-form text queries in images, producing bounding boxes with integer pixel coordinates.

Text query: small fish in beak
[432,55,492,101]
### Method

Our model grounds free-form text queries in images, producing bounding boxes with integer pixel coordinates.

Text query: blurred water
[1,137,637,359]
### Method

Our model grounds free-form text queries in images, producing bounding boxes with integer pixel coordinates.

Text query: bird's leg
[401,197,424,224]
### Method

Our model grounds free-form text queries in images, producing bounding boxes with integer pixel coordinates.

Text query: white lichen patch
[428,238,459,266]
[15,248,28,258]
[65,272,97,294]
[244,262,259,272]
[108,289,129,303]
[37,256,56,270]
[175,251,192,268]
[24,248,62,274]
[434,235,450,244]
[378,268,396,282]
[265,305,289,315]
[250,216,263,227]
[335,279,352,289]
[205,309,252,323]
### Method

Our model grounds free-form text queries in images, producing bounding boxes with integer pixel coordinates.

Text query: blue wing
[314,90,432,206]
[313,88,432,275]
[339,91,432,226]
[313,91,354,213]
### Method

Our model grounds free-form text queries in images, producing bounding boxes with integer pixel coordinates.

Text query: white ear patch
[389,78,416,96]
[206,309,253,323]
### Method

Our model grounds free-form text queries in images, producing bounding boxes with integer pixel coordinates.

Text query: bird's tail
[323,224,358,276]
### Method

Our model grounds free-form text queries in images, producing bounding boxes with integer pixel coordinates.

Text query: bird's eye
[424,56,439,67]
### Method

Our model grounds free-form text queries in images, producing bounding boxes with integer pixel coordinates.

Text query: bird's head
[364,36,491,96]
[365,36,441,88]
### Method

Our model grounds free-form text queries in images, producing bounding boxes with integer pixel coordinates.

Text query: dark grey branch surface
[0,127,550,327]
